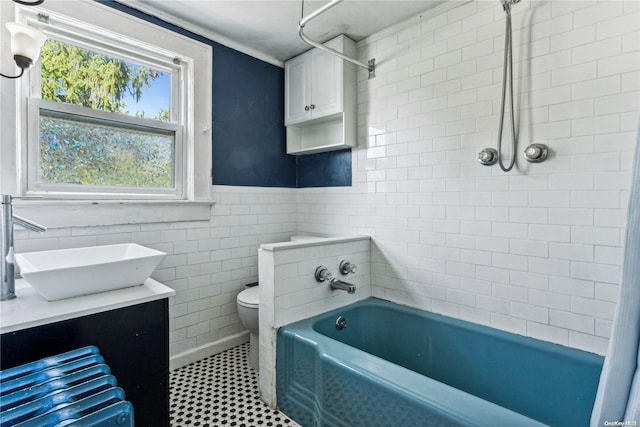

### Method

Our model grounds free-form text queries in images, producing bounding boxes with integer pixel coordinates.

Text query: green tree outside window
[38,39,174,189]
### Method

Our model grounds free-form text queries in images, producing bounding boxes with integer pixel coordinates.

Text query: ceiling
[122,0,446,64]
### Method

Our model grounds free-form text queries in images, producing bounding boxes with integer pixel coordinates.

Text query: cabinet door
[284,52,311,126]
[310,44,342,119]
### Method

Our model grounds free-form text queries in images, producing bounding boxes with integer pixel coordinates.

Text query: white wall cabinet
[284,35,356,155]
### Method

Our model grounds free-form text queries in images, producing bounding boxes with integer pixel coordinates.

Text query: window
[6,1,212,202]
[31,100,181,194]
[27,15,185,198]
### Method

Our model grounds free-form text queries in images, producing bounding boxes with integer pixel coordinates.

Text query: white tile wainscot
[257,235,371,407]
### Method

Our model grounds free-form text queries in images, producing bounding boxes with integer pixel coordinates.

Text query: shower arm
[298,0,375,79]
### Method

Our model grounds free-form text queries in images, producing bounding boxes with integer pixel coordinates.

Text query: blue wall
[104,1,350,188]
[297,150,352,187]
[211,46,295,187]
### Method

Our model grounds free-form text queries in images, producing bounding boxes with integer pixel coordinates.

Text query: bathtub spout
[329,278,356,294]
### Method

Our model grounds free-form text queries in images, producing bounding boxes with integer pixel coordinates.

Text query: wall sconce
[1,22,46,79]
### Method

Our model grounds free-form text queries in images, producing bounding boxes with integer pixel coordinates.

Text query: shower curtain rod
[298,0,376,79]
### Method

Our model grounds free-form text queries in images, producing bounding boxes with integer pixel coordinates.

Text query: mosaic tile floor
[170,343,300,427]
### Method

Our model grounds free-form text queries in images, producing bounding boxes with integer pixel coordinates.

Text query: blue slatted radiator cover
[0,346,134,426]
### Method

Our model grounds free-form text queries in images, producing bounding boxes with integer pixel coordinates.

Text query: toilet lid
[237,286,259,308]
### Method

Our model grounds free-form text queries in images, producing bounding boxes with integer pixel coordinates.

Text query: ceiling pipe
[298,0,375,79]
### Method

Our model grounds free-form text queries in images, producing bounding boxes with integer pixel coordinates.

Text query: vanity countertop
[0,278,175,334]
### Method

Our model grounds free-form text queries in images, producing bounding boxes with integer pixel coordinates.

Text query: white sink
[15,243,166,301]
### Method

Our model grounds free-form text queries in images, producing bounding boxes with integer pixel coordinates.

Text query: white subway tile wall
[14,186,298,359]
[272,239,370,327]
[258,237,371,406]
[296,0,639,355]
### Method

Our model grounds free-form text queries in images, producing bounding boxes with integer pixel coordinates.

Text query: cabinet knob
[304,106,310,111]
[309,104,315,110]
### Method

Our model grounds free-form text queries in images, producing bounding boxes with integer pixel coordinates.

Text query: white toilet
[237,286,259,370]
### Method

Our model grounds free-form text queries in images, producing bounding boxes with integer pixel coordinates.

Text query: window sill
[13,199,214,229]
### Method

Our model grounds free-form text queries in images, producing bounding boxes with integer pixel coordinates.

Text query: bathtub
[276,298,603,427]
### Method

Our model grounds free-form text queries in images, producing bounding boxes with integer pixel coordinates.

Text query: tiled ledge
[260,235,370,251]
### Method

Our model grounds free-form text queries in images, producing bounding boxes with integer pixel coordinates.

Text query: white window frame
[24,5,191,200]
[0,0,213,226]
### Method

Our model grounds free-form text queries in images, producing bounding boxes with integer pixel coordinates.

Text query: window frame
[24,8,189,199]
[0,0,212,208]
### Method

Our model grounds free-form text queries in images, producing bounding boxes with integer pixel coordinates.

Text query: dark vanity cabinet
[1,298,170,427]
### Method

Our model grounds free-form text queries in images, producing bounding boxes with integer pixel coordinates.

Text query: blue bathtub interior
[277,298,604,427]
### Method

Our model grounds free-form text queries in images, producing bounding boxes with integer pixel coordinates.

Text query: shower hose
[497,1,518,172]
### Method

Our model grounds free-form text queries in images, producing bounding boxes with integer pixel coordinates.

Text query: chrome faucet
[329,278,356,294]
[1,195,47,301]
[314,265,356,294]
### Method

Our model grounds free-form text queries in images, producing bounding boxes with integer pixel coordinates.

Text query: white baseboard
[170,331,250,371]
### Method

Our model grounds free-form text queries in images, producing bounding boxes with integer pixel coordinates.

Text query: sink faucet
[1,195,47,301]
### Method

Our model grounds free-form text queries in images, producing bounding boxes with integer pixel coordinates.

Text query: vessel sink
[14,243,166,301]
